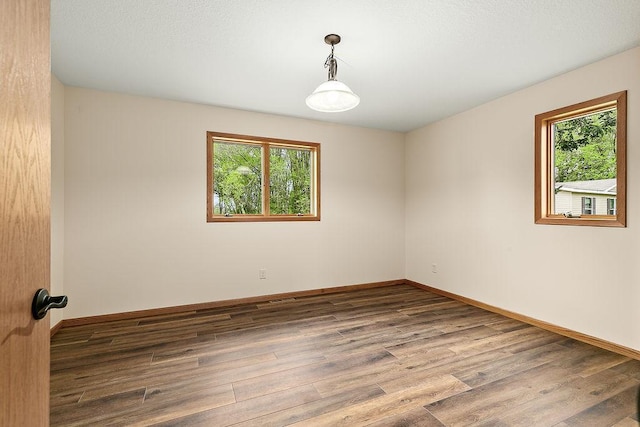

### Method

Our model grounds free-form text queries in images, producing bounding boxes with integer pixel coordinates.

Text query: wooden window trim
[534,91,627,227]
[207,132,321,222]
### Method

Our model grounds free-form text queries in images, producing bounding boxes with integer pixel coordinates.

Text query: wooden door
[0,0,51,425]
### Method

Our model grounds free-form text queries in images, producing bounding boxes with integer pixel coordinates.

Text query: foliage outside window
[535,91,626,227]
[207,132,320,222]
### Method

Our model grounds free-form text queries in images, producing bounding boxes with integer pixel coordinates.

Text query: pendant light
[306,34,360,113]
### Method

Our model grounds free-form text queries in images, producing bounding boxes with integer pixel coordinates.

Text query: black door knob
[32,288,68,320]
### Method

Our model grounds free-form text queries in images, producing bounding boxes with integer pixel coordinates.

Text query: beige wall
[405,47,640,351]
[54,46,640,352]
[50,75,65,327]
[62,88,406,318]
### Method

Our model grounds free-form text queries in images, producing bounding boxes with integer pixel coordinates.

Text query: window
[607,198,616,215]
[207,132,320,222]
[581,197,595,215]
[535,91,626,227]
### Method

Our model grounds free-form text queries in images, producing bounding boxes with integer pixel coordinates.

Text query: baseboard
[50,320,63,337]
[60,279,405,328]
[406,280,640,361]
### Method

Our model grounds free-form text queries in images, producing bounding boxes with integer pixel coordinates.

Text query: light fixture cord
[324,44,338,81]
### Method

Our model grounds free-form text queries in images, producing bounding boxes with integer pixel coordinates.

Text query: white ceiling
[51,0,640,132]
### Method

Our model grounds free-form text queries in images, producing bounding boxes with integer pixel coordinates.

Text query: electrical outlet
[259,269,267,279]
[431,264,437,273]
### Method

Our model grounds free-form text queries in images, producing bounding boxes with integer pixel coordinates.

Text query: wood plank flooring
[50,285,640,426]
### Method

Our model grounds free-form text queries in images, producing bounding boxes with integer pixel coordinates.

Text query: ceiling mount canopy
[306,34,360,113]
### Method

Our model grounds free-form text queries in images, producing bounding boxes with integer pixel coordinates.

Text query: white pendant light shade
[307,34,359,113]
[306,80,360,113]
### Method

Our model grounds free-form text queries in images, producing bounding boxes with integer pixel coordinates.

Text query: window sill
[534,215,625,228]
[208,215,321,223]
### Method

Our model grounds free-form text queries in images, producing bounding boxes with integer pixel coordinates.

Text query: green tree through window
[553,109,617,183]
[269,147,312,215]
[213,142,262,215]
[207,132,320,222]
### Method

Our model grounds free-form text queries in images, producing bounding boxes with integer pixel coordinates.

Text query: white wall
[57,47,639,352]
[50,75,65,327]
[405,47,640,351]
[63,88,406,318]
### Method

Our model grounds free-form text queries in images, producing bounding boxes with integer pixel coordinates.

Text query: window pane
[207,131,320,222]
[581,197,595,215]
[534,91,625,227]
[269,146,312,215]
[552,108,617,216]
[213,141,262,215]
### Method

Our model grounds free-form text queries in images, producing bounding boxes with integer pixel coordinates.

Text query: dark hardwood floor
[50,285,640,426]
